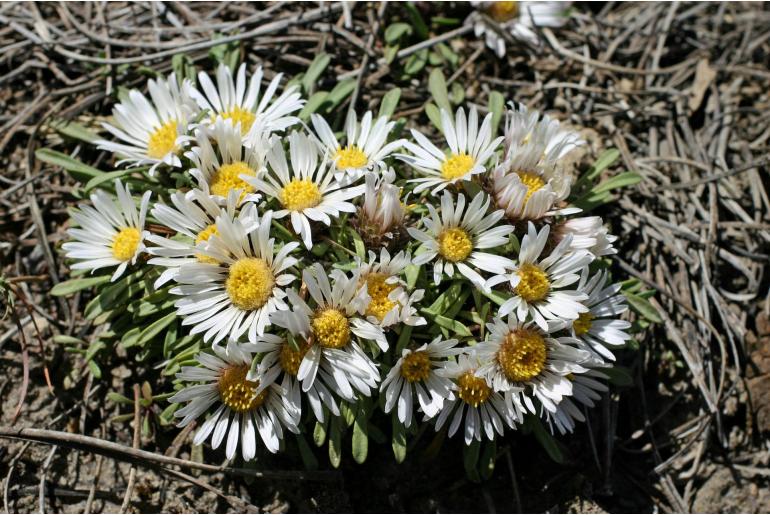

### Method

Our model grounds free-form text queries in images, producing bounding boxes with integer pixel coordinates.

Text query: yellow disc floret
[312,308,351,349]
[441,153,475,181]
[218,364,267,413]
[438,227,474,262]
[279,340,311,376]
[220,106,257,134]
[515,263,551,302]
[111,227,141,261]
[400,351,432,383]
[225,258,275,311]
[335,145,369,169]
[487,1,519,22]
[364,273,398,321]
[210,161,256,200]
[280,179,322,211]
[573,312,595,336]
[147,120,179,159]
[456,371,492,407]
[195,224,219,264]
[516,171,546,203]
[497,328,547,383]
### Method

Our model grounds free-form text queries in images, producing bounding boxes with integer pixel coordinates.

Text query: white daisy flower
[186,119,272,204]
[487,222,592,330]
[170,340,300,459]
[62,180,151,282]
[475,314,591,413]
[311,110,404,182]
[381,337,463,427]
[470,2,573,57]
[190,63,304,136]
[145,188,258,288]
[356,166,406,247]
[553,216,618,257]
[244,131,364,249]
[96,73,198,174]
[269,264,383,412]
[170,211,299,344]
[432,351,520,444]
[489,102,583,221]
[400,106,503,194]
[357,248,426,328]
[242,332,339,423]
[571,269,632,362]
[543,363,608,435]
[407,191,515,290]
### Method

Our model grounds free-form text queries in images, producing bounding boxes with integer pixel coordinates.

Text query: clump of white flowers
[61,61,632,464]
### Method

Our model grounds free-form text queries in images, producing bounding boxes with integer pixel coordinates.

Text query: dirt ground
[1,1,769,513]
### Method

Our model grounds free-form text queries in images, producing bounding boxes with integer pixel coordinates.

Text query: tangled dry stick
[0,1,768,513]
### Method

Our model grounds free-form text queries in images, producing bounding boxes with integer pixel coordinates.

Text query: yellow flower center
[194,224,219,264]
[487,1,519,22]
[364,273,398,321]
[573,312,595,336]
[312,308,351,349]
[517,171,546,203]
[441,153,475,181]
[111,227,141,261]
[280,179,322,211]
[497,328,547,383]
[456,371,492,407]
[225,258,275,311]
[279,340,311,376]
[335,145,369,169]
[220,106,257,134]
[438,227,473,262]
[400,351,432,383]
[515,263,551,302]
[210,161,257,200]
[218,364,268,413]
[146,120,179,159]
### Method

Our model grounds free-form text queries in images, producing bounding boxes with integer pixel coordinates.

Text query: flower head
[62,180,151,281]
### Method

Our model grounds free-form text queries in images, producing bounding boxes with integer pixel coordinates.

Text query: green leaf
[530,417,564,463]
[136,312,177,346]
[384,23,412,44]
[404,2,429,39]
[384,45,399,65]
[573,149,620,191]
[352,406,369,464]
[53,334,87,346]
[589,171,642,195]
[479,441,497,480]
[395,324,414,355]
[378,88,401,118]
[87,359,102,379]
[302,53,330,93]
[36,148,105,182]
[625,292,662,323]
[424,102,443,131]
[391,415,407,464]
[107,392,134,405]
[429,313,472,337]
[438,43,460,67]
[328,417,342,468]
[463,440,482,482]
[48,119,99,143]
[324,79,357,112]
[424,282,465,316]
[403,49,428,76]
[84,169,142,193]
[428,68,452,115]
[313,419,328,447]
[299,91,329,121]
[296,434,319,470]
[488,91,505,136]
[51,275,111,296]
[603,365,633,387]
